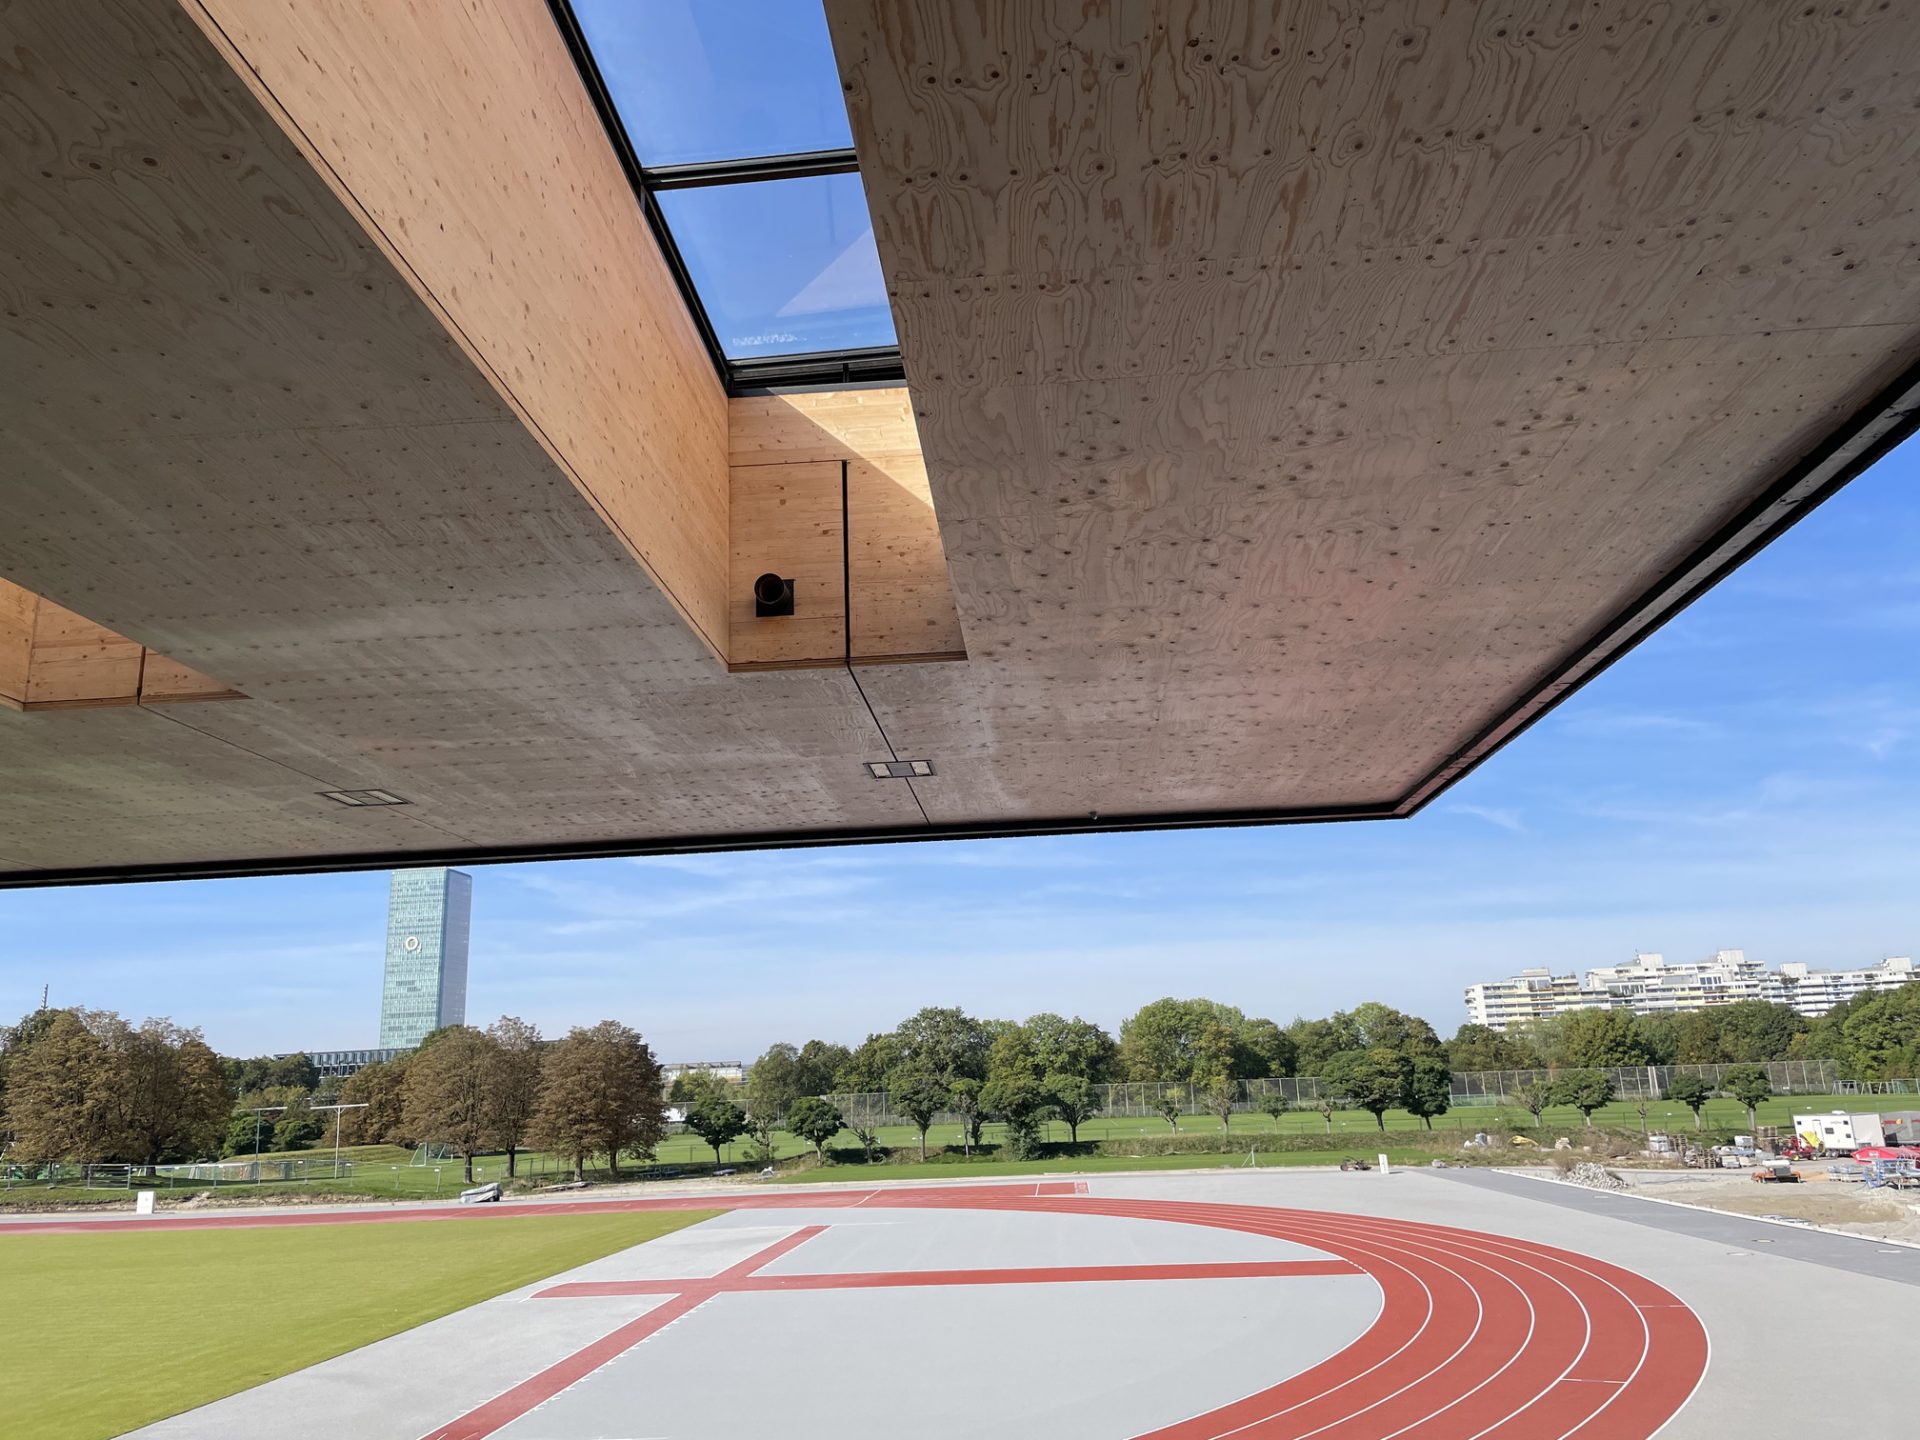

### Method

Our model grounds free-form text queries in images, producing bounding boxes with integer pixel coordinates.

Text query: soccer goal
[409,1143,453,1166]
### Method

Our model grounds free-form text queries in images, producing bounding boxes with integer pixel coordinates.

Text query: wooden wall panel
[847,456,966,663]
[728,463,846,670]
[729,389,922,469]
[0,578,243,712]
[187,0,732,658]
[25,600,145,709]
[0,582,34,704]
[728,391,966,668]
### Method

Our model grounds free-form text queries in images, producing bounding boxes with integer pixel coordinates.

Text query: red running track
[6,1182,1708,1440]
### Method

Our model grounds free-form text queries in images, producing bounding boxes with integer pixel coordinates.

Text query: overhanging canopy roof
[1,0,1916,886]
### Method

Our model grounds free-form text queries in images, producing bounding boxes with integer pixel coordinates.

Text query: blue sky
[4,443,1917,1060]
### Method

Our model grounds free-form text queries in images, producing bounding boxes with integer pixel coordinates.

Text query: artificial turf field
[0,1208,716,1440]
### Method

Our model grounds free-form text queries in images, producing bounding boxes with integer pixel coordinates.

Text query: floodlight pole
[246,1105,287,1163]
[312,1102,368,1179]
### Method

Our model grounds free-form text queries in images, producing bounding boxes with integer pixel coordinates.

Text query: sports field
[0,1208,714,1440]
[7,1167,1911,1440]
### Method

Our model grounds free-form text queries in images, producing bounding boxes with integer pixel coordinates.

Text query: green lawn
[0,1207,715,1440]
[765,1147,1441,1184]
[0,1091,1863,1211]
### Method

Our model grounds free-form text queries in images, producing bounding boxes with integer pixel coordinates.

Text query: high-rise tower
[378,867,471,1048]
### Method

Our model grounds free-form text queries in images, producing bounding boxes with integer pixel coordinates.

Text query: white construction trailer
[1793,1112,1892,1153]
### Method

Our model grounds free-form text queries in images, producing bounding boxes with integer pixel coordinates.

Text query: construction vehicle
[1750,1157,1800,1183]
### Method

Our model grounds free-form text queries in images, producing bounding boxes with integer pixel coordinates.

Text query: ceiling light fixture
[319,789,412,807]
[865,760,934,779]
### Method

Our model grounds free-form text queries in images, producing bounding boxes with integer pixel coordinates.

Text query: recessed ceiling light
[319,789,412,807]
[865,760,935,780]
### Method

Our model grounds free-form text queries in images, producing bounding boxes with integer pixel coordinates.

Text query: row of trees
[760,987,1920,1098]
[1,1008,673,1184]
[329,1018,667,1182]
[7,982,1911,1176]
[2,1010,230,1172]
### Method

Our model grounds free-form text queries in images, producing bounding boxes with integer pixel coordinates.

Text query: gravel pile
[1562,1162,1629,1191]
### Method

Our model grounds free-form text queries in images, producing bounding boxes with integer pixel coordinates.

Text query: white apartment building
[1584,950,1769,1013]
[1464,951,1917,1029]
[1463,967,1607,1030]
[662,1060,745,1084]
[1766,955,1915,1017]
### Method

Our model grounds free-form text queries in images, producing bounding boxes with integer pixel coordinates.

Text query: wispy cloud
[1446,803,1527,834]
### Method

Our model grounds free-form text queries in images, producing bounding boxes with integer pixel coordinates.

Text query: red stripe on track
[419,1224,829,1440]
[535,1257,1359,1299]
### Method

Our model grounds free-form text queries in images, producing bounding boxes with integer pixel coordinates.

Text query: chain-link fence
[817,1058,1880,1127]
[1,1157,357,1190]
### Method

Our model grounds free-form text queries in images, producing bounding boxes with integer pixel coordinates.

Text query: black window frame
[546,0,905,396]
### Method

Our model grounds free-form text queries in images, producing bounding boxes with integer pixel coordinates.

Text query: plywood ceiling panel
[831,0,1920,826]
[2,0,1918,882]
[185,0,733,658]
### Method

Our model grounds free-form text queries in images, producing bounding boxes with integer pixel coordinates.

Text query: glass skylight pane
[571,0,853,165]
[659,174,896,358]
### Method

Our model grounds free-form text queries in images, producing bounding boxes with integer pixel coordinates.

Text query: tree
[339,1055,412,1146]
[893,1007,993,1087]
[1154,1091,1182,1132]
[1445,1023,1534,1073]
[684,1095,749,1168]
[403,1027,501,1184]
[486,1016,544,1178]
[746,1043,804,1126]
[948,1079,982,1157]
[6,1010,118,1163]
[1203,1073,1238,1133]
[0,1006,61,1146]
[888,1067,947,1161]
[786,1096,844,1161]
[1047,1073,1099,1145]
[1720,1063,1772,1132]
[1509,1080,1550,1128]
[1400,1055,1452,1130]
[1315,1095,1336,1134]
[1239,1018,1298,1078]
[1541,1008,1651,1068]
[1257,1092,1290,1131]
[112,1019,232,1175]
[1285,1014,1365,1078]
[835,1033,902,1093]
[980,1073,1050,1159]
[1714,1002,1807,1063]
[1120,998,1289,1081]
[528,1021,666,1181]
[1551,1069,1615,1126]
[1834,986,1920,1081]
[1663,1072,1713,1131]
[793,1040,852,1098]
[1193,1023,1240,1092]
[271,1096,326,1153]
[1022,1013,1118,1082]
[1349,1002,1445,1059]
[1322,1048,1411,1131]
[668,1067,735,1108]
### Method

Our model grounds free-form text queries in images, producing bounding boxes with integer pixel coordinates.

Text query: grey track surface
[117,1169,1920,1440]
[1431,1167,1920,1286]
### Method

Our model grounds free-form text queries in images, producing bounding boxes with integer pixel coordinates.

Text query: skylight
[557,0,900,389]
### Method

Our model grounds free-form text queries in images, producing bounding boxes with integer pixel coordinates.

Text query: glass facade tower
[377,867,471,1047]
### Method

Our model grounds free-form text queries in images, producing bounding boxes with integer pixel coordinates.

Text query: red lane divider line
[419,1224,829,1440]
[995,1197,1703,1440]
[535,1257,1360,1299]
